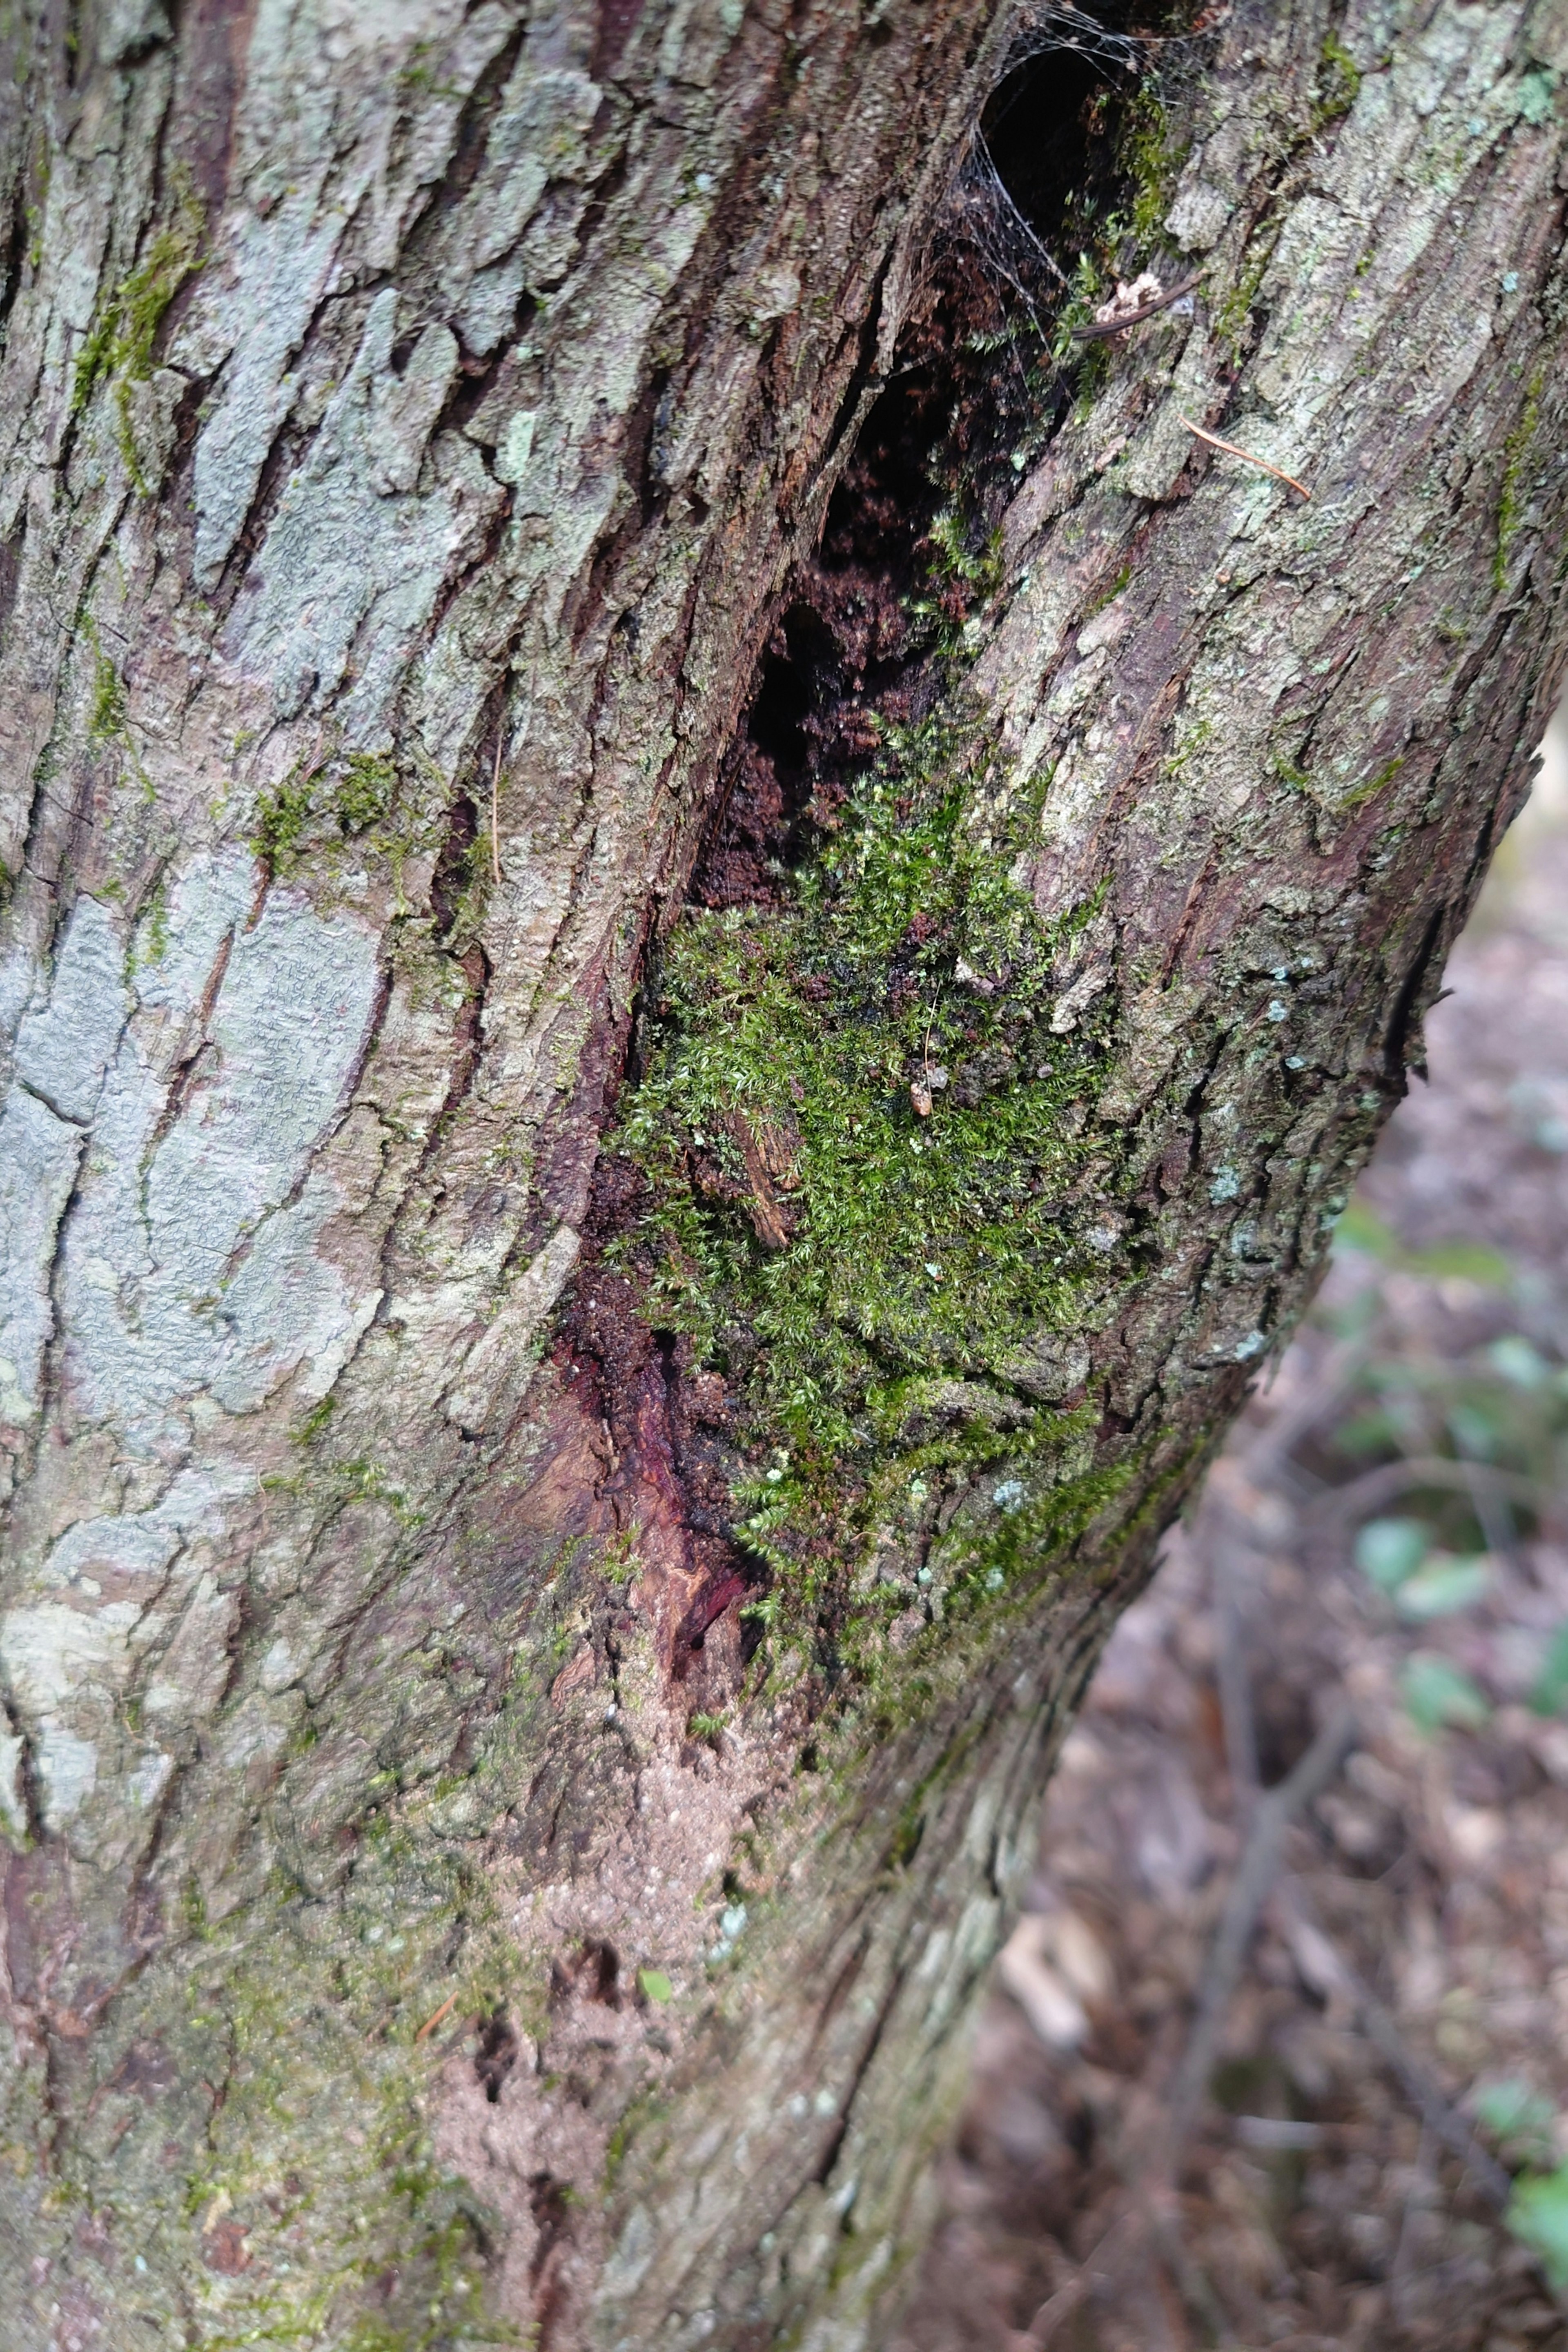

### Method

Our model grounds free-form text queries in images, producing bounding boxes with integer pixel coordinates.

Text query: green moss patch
[71,180,203,493]
[604,707,1136,1668]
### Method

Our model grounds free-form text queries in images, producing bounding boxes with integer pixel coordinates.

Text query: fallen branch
[1313,1453,1541,1527]
[1021,2208,1143,2348]
[1165,1700,1359,2164]
[1274,1883,1512,2208]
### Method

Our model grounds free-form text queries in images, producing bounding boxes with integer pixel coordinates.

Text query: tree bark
[0,2,1564,2347]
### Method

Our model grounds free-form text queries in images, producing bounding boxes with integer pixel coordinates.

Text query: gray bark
[0,2,1564,2348]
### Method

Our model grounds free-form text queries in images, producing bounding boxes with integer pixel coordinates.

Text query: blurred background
[899,705,1568,2352]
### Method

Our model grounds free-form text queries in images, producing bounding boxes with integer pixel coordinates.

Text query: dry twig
[1164,1699,1359,2163]
[1312,1452,1540,1526]
[1274,1883,1512,2207]
[414,1990,460,2043]
[1071,271,1203,338]
[1178,412,1312,500]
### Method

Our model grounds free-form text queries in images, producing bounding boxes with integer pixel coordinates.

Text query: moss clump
[1213,229,1280,362]
[336,751,400,836]
[249,770,315,871]
[1120,90,1187,249]
[82,622,155,799]
[1313,31,1363,129]
[1339,751,1405,812]
[618,720,1112,1406]
[606,708,1132,1658]
[248,747,424,894]
[71,179,203,492]
[87,644,128,744]
[135,873,170,966]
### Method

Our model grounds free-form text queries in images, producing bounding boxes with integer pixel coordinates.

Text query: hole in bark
[474,2009,520,2102]
[550,1937,621,2011]
[556,13,1189,1704]
[430,793,480,940]
[980,16,1141,251]
[528,2171,573,2279]
[686,16,1161,922]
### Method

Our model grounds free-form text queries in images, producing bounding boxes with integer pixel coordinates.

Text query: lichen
[44,1790,547,2349]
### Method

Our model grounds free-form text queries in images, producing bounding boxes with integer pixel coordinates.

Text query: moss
[293,1393,337,1446]
[1339,751,1405,811]
[1083,559,1133,622]
[87,643,128,744]
[1495,361,1546,591]
[247,745,443,921]
[83,623,155,800]
[336,751,400,837]
[250,769,316,872]
[76,1655,613,2340]
[135,873,170,967]
[1213,229,1280,361]
[1312,31,1362,130]
[1120,90,1187,249]
[604,695,1136,1678]
[71,177,203,493]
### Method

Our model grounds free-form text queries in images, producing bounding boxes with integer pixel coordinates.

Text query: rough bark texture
[0,2,1564,2348]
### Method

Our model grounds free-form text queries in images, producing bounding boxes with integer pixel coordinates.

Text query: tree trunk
[0,0,1564,2345]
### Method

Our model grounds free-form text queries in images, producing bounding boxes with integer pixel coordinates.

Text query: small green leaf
[1530,1623,1568,1716]
[1401,1651,1489,1733]
[1507,2161,1568,2287]
[1354,1517,1429,1591]
[1447,1401,1502,1460]
[1334,1202,1401,1261]
[1489,1334,1550,1389]
[1405,1239,1513,1287]
[1476,2077,1557,2158]
[637,1968,673,2005]
[1394,1556,1490,1620]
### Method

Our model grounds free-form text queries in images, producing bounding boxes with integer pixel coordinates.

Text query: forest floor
[899,719,1568,2352]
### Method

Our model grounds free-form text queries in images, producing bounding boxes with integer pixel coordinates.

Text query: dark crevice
[0,142,31,336]
[474,2009,519,2103]
[812,1947,906,2190]
[980,16,1144,254]
[430,791,480,941]
[0,512,24,650]
[554,17,1167,1684]
[1382,904,1445,1089]
[166,0,256,220]
[593,0,645,83]
[424,471,516,640]
[393,19,528,242]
